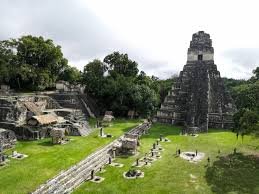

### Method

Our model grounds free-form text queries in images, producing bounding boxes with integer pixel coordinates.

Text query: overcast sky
[1,0,259,79]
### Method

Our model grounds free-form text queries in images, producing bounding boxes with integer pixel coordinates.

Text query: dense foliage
[82,52,169,117]
[0,35,173,117]
[0,36,71,90]
[224,67,259,135]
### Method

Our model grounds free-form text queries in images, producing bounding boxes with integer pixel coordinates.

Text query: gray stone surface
[0,128,16,149]
[156,31,236,132]
[0,95,93,140]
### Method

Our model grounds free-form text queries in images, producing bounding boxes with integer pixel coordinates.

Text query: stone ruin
[120,133,139,155]
[55,80,85,94]
[180,151,205,163]
[0,95,93,140]
[103,111,114,122]
[48,92,99,118]
[0,128,16,149]
[127,110,138,119]
[116,122,151,155]
[156,31,236,133]
[50,128,66,144]
[0,84,11,95]
[0,128,16,164]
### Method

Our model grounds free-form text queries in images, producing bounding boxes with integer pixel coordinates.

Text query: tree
[104,52,139,77]
[0,35,68,90]
[0,35,70,90]
[232,81,259,112]
[59,66,82,84]
[130,84,159,116]
[234,109,259,141]
[82,59,107,96]
[81,53,161,117]
[251,66,259,81]
[16,36,67,87]
[0,40,17,84]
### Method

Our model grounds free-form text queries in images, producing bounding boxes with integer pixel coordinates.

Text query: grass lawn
[0,119,141,194]
[74,123,259,194]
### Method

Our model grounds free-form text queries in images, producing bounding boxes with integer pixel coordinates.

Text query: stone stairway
[31,122,150,194]
[77,124,94,136]
[79,98,95,118]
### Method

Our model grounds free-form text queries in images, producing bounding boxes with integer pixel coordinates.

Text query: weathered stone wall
[0,129,16,149]
[49,93,99,118]
[0,96,61,139]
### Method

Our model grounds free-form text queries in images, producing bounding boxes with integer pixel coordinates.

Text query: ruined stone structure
[0,128,16,149]
[0,95,93,140]
[56,80,85,94]
[156,31,236,132]
[120,134,138,155]
[103,111,114,122]
[50,128,66,144]
[48,93,99,118]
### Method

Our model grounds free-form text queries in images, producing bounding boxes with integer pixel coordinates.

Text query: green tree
[82,59,107,97]
[59,66,82,84]
[234,109,259,141]
[0,40,17,84]
[0,35,68,90]
[104,52,139,77]
[251,66,259,81]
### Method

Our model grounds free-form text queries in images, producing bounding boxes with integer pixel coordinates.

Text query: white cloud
[1,0,259,79]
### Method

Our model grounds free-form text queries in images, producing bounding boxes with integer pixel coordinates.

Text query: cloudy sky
[1,0,259,79]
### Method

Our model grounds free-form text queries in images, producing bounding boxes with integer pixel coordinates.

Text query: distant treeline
[223,68,259,135]
[1,35,258,120]
[0,35,174,117]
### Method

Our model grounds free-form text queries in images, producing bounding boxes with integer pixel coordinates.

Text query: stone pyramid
[156,31,236,133]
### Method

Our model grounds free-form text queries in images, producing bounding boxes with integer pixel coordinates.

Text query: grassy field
[0,119,141,194]
[74,123,259,194]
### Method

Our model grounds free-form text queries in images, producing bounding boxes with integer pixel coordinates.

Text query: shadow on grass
[207,128,231,133]
[205,153,259,194]
[37,141,54,147]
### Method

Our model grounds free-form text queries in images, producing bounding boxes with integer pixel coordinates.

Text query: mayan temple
[156,31,236,133]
